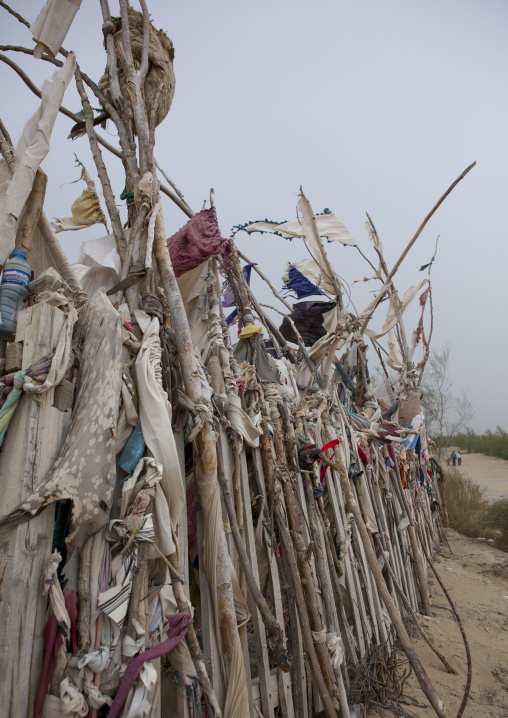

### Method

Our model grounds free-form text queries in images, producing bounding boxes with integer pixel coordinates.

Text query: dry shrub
[443,471,508,551]
[443,469,488,536]
[481,500,508,551]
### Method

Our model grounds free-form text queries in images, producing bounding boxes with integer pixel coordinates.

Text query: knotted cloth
[107,613,192,718]
[167,206,233,277]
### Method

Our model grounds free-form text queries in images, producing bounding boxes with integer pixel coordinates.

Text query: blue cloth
[223,263,256,308]
[118,423,145,480]
[284,265,322,299]
[223,263,256,325]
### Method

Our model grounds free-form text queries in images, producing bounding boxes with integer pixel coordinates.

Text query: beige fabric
[26,306,77,395]
[0,290,122,548]
[363,275,430,340]
[52,166,106,233]
[398,391,422,428]
[385,328,405,373]
[244,209,356,246]
[73,230,135,298]
[31,0,83,58]
[145,201,160,269]
[120,456,174,561]
[0,54,76,265]
[134,310,184,557]
[200,471,249,718]
[226,394,262,448]
[364,220,387,281]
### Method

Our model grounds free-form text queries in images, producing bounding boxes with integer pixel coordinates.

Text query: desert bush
[442,469,488,536]
[454,426,508,461]
[481,499,508,551]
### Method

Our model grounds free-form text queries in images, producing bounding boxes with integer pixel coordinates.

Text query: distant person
[451,451,457,466]
[447,455,451,467]
[457,451,462,466]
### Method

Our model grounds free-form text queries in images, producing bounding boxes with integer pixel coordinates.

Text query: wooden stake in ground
[317,447,447,718]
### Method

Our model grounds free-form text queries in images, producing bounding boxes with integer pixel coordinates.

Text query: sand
[366,453,508,717]
[454,452,508,502]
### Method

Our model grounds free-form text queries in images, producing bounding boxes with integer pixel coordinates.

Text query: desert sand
[368,454,508,717]
[455,452,508,501]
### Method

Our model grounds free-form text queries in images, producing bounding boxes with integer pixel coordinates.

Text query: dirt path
[368,529,508,717]
[453,452,508,501]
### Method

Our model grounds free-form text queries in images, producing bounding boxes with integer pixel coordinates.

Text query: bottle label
[1,268,30,287]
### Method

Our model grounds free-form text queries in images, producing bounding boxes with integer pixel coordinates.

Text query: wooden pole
[361,162,476,333]
[317,447,446,718]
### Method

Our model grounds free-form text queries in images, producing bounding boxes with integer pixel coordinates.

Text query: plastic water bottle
[0,249,31,339]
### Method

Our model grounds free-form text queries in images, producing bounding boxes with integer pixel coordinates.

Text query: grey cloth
[0,290,122,548]
[234,335,277,383]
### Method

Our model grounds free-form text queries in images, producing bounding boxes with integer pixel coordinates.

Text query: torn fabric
[237,208,356,246]
[31,0,83,58]
[0,53,76,265]
[168,206,233,277]
[0,290,122,548]
[52,164,106,232]
[134,309,184,557]
[362,275,430,340]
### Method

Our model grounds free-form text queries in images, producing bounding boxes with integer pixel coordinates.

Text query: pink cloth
[107,612,192,718]
[167,207,233,277]
[33,590,78,718]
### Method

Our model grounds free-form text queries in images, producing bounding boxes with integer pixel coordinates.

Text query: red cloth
[33,590,78,718]
[107,612,192,718]
[356,445,370,466]
[317,439,340,481]
[167,207,233,278]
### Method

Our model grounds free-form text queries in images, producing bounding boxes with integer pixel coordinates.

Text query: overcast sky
[1,0,507,432]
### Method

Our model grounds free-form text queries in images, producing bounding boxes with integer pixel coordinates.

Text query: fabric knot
[187,402,213,442]
[120,188,134,206]
[311,628,327,644]
[60,677,88,717]
[78,646,110,673]
[313,485,324,499]
[141,293,164,324]
[22,379,37,393]
[102,20,115,38]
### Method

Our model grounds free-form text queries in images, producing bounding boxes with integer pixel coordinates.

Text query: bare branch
[155,159,194,214]
[0,117,16,174]
[0,0,30,28]
[74,64,128,260]
[0,52,124,160]
[138,0,151,81]
[360,162,476,334]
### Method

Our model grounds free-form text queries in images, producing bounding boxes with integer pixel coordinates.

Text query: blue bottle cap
[11,249,27,260]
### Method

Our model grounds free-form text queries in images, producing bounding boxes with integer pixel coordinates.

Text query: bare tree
[420,343,476,456]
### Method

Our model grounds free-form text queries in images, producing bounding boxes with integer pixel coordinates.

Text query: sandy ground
[452,452,508,502]
[368,529,508,718]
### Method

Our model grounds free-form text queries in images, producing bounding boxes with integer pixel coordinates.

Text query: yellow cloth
[238,324,262,338]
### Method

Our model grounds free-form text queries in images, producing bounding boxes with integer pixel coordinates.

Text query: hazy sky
[1,0,507,431]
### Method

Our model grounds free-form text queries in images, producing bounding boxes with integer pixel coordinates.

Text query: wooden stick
[0,52,123,160]
[237,250,293,312]
[374,535,456,674]
[155,159,194,215]
[153,210,241,689]
[216,441,291,671]
[416,524,472,718]
[361,162,476,333]
[317,448,446,718]
[274,486,338,718]
[392,453,433,617]
[74,66,128,260]
[169,553,223,718]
